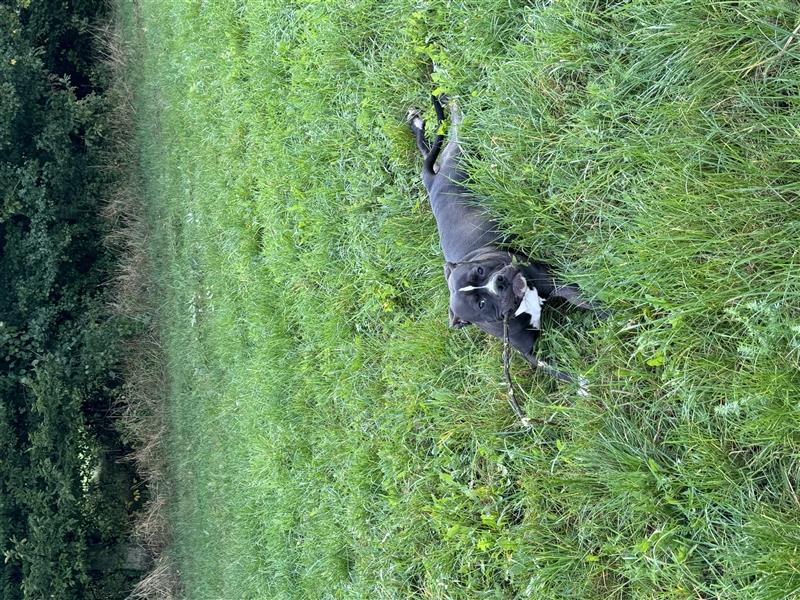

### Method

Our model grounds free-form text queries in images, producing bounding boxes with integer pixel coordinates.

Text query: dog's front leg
[477,318,573,383]
[550,284,608,317]
[517,262,607,316]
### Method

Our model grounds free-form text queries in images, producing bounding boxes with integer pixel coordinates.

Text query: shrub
[1,2,140,598]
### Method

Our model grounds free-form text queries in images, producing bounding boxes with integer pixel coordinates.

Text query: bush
[1,2,141,598]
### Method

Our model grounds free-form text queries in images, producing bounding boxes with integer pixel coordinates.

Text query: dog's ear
[444,261,458,281]
[449,306,471,329]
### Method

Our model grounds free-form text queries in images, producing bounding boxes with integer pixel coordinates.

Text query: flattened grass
[121,0,800,597]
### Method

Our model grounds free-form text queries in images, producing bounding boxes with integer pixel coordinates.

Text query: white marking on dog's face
[458,272,500,296]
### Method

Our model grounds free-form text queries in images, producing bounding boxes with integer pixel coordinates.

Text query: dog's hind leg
[407,109,431,156]
[438,97,463,167]
[408,98,445,178]
[448,97,462,131]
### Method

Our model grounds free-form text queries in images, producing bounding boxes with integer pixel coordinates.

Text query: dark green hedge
[1,2,141,598]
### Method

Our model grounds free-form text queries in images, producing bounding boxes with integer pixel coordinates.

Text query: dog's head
[445,257,528,328]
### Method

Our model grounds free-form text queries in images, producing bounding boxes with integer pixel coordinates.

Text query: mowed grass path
[122,1,800,597]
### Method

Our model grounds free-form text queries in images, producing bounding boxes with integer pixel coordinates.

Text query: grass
[117,0,800,598]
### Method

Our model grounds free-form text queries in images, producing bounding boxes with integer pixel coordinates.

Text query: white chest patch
[514,286,544,329]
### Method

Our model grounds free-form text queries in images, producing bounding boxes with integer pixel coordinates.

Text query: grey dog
[409,96,599,382]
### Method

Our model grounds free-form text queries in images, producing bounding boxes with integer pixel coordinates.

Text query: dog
[408,96,600,382]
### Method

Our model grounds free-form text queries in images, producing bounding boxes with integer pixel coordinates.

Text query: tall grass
[118,0,800,597]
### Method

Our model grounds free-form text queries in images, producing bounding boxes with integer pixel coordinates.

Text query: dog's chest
[515,286,544,329]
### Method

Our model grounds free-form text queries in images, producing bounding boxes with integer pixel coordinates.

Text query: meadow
[120,0,800,597]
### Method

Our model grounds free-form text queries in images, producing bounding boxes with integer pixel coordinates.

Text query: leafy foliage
[0,2,140,599]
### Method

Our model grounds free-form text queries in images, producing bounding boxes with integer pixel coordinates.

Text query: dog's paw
[595,307,612,320]
[406,108,424,129]
[576,376,590,397]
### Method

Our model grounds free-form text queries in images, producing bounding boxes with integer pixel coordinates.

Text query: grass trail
[121,1,800,597]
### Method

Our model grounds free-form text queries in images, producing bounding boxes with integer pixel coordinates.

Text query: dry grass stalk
[95,14,182,600]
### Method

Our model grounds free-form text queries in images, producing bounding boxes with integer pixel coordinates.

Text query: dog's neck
[459,246,514,265]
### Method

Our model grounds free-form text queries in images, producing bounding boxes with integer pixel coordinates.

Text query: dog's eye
[477,267,484,277]
[478,299,485,309]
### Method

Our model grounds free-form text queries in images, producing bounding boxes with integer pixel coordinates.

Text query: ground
[120,1,800,598]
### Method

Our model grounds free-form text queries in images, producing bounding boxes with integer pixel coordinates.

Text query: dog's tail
[423,95,446,176]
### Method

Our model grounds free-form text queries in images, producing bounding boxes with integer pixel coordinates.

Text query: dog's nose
[496,275,506,290]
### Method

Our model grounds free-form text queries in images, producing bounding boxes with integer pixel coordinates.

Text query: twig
[502,317,532,428]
